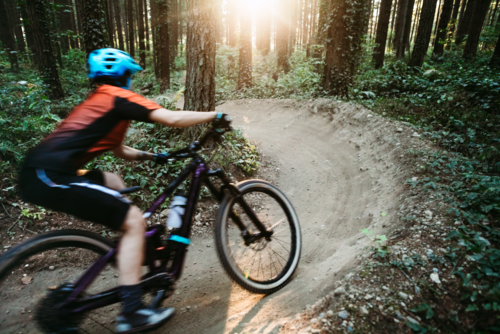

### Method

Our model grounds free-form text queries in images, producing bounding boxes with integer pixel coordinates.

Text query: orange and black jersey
[24,85,162,173]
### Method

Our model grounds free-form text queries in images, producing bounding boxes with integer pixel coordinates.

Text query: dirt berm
[159,98,414,334]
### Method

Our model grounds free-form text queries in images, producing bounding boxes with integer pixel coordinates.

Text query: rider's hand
[153,153,170,164]
[212,113,232,133]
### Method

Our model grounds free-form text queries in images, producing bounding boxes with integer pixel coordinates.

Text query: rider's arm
[149,109,218,128]
[112,145,155,161]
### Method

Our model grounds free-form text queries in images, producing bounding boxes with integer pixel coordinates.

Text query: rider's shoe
[115,307,175,333]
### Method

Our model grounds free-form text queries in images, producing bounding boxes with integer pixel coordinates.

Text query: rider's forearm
[112,145,155,161]
[149,108,218,128]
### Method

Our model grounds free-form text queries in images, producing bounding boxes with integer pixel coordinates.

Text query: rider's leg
[102,172,127,191]
[118,205,145,286]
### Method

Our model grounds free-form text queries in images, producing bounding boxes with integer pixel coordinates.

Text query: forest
[1,0,500,333]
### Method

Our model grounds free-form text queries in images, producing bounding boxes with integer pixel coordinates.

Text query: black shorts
[19,168,130,230]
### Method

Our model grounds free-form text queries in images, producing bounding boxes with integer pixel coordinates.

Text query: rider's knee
[121,206,145,233]
[103,172,126,191]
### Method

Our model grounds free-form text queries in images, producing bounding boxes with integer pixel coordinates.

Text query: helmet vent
[105,65,113,69]
[104,58,116,62]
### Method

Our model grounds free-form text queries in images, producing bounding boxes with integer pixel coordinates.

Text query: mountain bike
[0,126,301,333]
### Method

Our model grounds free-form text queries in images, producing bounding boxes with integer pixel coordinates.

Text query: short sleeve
[113,93,162,123]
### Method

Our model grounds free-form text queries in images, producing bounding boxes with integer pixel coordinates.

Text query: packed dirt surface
[159,98,411,334]
[0,98,414,334]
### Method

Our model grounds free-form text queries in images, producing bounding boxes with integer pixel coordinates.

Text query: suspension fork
[204,169,272,243]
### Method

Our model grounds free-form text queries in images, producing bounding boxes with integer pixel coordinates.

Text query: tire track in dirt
[160,99,409,334]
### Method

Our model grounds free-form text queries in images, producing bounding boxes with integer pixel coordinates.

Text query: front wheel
[215,180,301,294]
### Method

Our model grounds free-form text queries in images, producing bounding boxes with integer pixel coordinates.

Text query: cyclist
[19,48,229,333]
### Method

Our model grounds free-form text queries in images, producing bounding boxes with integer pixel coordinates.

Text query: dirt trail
[158,99,409,334]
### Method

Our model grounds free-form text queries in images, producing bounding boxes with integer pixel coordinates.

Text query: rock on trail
[159,99,409,334]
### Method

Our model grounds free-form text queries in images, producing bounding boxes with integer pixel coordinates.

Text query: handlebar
[156,126,232,164]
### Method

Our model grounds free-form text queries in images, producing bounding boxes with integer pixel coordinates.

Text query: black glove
[153,153,170,164]
[212,113,232,133]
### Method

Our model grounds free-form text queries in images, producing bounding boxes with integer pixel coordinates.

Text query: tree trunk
[157,0,169,91]
[82,0,110,56]
[432,0,454,56]
[127,0,135,56]
[19,2,38,65]
[0,0,19,72]
[276,0,290,73]
[373,0,393,68]
[306,0,317,57]
[322,0,370,97]
[227,0,237,47]
[6,0,26,56]
[433,0,442,36]
[463,0,491,59]
[395,0,415,58]
[489,0,499,26]
[312,0,329,60]
[301,0,310,48]
[144,0,150,51]
[75,0,84,49]
[67,0,78,49]
[107,0,115,48]
[402,0,415,54]
[408,0,438,67]
[26,0,64,98]
[388,0,399,51]
[114,0,125,50]
[55,0,70,53]
[490,30,500,66]
[237,1,252,89]
[150,0,159,78]
[445,0,462,50]
[455,0,474,45]
[184,0,216,111]
[170,0,178,66]
[257,6,272,54]
[137,0,146,67]
[123,0,129,51]
[410,0,423,46]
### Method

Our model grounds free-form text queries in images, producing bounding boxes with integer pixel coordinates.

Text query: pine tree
[157,0,170,91]
[445,0,462,50]
[26,0,64,98]
[114,0,125,50]
[82,0,110,55]
[490,31,500,67]
[6,0,27,56]
[0,0,19,72]
[432,0,454,56]
[227,0,237,47]
[322,0,370,97]
[373,0,393,68]
[170,0,179,66]
[137,0,146,67]
[127,0,135,56]
[237,1,252,89]
[455,0,475,45]
[463,0,492,59]
[408,0,438,67]
[184,0,216,111]
[394,0,416,58]
[276,0,290,73]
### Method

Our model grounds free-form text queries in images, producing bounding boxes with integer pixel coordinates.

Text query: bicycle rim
[0,231,120,334]
[216,180,301,294]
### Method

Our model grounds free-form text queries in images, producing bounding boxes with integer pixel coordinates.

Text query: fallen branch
[7,214,22,232]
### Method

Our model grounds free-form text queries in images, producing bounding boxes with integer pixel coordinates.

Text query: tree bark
[127,0,135,56]
[170,0,179,66]
[394,0,416,58]
[455,0,474,45]
[312,0,329,61]
[306,0,317,57]
[237,1,252,89]
[445,0,462,50]
[150,0,159,78]
[67,0,78,49]
[408,0,438,67]
[114,0,125,50]
[82,0,110,56]
[490,30,500,66]
[433,0,442,36]
[6,0,26,56]
[322,0,370,97]
[489,0,499,26]
[227,0,237,47]
[373,0,393,68]
[19,2,38,65]
[388,0,399,51]
[107,0,115,48]
[432,0,454,56]
[26,0,64,98]
[75,0,84,49]
[463,0,491,59]
[144,0,150,51]
[184,0,216,111]
[257,5,272,54]
[55,0,70,53]
[276,0,290,73]
[137,0,146,67]
[0,0,19,72]
[157,0,169,91]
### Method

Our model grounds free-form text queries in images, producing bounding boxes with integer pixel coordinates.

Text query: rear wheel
[215,180,301,294]
[0,230,120,333]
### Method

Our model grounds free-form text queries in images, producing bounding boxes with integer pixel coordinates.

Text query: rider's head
[87,48,143,90]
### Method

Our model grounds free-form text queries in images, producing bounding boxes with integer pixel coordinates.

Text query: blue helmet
[87,48,143,89]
